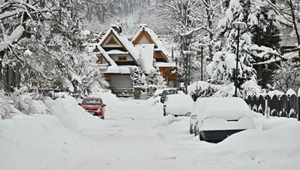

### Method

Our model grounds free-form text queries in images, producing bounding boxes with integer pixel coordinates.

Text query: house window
[118,56,127,62]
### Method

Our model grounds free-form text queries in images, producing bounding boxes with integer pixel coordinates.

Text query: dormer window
[118,56,127,62]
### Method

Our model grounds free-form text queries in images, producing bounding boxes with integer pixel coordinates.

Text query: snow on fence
[245,94,300,120]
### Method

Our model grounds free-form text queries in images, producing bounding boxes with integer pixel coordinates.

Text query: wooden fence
[245,94,300,120]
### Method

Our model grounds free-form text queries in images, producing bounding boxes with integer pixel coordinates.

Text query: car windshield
[82,99,102,105]
[168,90,177,94]
[162,89,177,95]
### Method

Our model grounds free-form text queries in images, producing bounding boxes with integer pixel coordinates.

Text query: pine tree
[248,2,281,88]
[209,0,256,87]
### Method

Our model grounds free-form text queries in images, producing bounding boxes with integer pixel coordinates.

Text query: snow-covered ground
[1,91,300,170]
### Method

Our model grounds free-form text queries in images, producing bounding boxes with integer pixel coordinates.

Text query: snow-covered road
[69,97,198,170]
[1,92,300,170]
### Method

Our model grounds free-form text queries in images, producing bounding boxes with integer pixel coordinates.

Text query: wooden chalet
[131,24,180,87]
[94,26,141,97]
[93,24,179,97]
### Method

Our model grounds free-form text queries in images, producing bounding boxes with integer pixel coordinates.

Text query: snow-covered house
[92,25,179,97]
[92,25,158,97]
[131,24,180,87]
[92,26,138,97]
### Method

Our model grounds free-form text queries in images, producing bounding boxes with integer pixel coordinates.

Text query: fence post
[265,96,269,118]
[298,97,300,121]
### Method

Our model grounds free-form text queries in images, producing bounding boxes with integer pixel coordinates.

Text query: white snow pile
[155,114,182,127]
[207,117,300,168]
[0,94,104,170]
[1,89,300,170]
[0,91,22,119]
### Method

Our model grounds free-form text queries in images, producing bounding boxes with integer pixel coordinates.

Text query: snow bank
[0,114,97,170]
[45,95,102,131]
[155,115,182,127]
[0,92,21,119]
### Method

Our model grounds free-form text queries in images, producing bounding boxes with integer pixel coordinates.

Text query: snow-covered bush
[188,81,220,100]
[0,91,22,119]
[241,80,262,97]
[211,83,236,97]
[10,87,51,116]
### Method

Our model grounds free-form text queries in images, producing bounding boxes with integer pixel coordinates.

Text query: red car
[78,97,106,119]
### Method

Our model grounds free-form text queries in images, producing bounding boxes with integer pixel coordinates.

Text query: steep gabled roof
[99,28,139,64]
[96,33,140,74]
[96,44,117,68]
[131,25,169,62]
[132,25,163,49]
[96,44,137,74]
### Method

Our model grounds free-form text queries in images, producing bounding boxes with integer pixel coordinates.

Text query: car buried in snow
[78,96,106,119]
[163,93,194,117]
[194,97,255,142]
[160,88,178,103]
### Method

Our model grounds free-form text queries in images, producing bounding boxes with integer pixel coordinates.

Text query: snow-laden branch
[163,3,180,14]
[0,24,24,52]
[179,26,212,37]
[266,0,293,23]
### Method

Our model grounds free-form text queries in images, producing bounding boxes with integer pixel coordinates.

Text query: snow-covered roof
[95,26,176,75]
[95,45,119,73]
[131,25,169,58]
[105,65,138,74]
[106,50,129,55]
[99,28,139,62]
[155,62,176,68]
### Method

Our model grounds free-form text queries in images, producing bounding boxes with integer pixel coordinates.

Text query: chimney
[111,24,122,34]
[140,24,147,28]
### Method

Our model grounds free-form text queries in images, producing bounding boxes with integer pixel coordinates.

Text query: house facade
[131,24,180,87]
[93,25,179,97]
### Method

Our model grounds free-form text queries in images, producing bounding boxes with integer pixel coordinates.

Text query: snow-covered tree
[0,0,107,94]
[208,0,256,86]
[268,0,300,57]
[129,67,146,87]
[145,70,160,86]
[247,1,282,88]
[157,0,223,84]
[273,60,300,93]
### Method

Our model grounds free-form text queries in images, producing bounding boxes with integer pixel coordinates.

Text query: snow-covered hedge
[188,80,263,99]
[187,81,220,100]
[0,91,22,119]
[0,87,52,119]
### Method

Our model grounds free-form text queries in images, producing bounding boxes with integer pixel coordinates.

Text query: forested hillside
[82,0,171,37]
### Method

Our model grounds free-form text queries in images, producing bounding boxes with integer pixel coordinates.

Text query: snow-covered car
[163,93,194,117]
[78,96,106,119]
[195,97,255,142]
[160,88,178,103]
[189,112,197,134]
[189,97,207,135]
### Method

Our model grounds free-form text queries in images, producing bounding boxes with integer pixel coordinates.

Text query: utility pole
[184,50,188,94]
[187,48,191,86]
[199,44,206,81]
